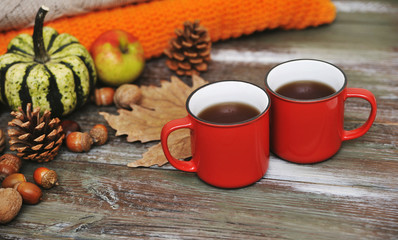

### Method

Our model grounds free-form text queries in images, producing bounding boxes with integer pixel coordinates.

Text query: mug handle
[161,116,197,172]
[342,88,377,141]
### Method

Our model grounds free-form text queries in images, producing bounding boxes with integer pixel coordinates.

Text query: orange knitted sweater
[0,0,336,59]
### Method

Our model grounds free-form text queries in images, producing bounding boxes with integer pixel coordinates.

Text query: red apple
[90,29,145,87]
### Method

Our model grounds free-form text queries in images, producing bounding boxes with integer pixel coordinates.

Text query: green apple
[90,29,145,87]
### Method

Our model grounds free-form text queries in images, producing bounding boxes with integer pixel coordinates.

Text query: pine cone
[7,103,65,163]
[164,20,211,76]
[0,129,5,153]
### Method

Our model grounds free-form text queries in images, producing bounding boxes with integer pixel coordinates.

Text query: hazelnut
[66,132,93,152]
[89,124,108,146]
[0,188,23,224]
[114,84,142,109]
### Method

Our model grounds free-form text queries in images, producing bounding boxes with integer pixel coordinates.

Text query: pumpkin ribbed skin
[0,26,96,117]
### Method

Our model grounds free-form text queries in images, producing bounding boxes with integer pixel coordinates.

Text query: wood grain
[0,0,397,239]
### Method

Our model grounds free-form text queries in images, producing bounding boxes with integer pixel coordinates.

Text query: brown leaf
[100,75,207,167]
[127,129,191,167]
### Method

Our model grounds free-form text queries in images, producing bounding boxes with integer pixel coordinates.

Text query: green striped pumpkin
[0,6,96,117]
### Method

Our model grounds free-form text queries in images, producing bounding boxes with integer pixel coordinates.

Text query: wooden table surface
[1,0,397,239]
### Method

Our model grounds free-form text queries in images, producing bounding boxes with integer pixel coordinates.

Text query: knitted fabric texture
[0,0,336,59]
[0,0,152,32]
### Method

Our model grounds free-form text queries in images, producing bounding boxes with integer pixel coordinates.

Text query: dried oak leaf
[99,75,207,167]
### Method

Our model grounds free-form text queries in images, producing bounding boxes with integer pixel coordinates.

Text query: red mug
[161,80,270,188]
[265,59,377,163]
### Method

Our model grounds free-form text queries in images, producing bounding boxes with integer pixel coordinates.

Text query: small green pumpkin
[0,6,97,116]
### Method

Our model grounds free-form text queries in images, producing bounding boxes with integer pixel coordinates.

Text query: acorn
[89,124,108,146]
[94,87,115,106]
[0,154,22,181]
[33,167,59,189]
[61,120,81,138]
[66,132,93,152]
[14,182,42,205]
[1,173,27,188]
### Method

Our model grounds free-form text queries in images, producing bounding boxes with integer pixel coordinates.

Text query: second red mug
[265,59,377,163]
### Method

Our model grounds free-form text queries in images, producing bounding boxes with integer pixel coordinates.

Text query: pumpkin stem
[33,6,50,63]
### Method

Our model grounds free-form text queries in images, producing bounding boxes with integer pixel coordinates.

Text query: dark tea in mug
[198,102,260,124]
[276,80,336,100]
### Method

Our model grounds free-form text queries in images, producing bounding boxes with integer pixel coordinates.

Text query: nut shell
[114,84,142,109]
[0,188,22,224]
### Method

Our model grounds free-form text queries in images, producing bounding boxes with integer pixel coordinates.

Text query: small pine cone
[164,20,211,76]
[0,129,5,153]
[7,103,65,163]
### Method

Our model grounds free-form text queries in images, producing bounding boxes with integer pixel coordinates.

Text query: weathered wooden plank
[0,0,397,239]
[0,160,396,239]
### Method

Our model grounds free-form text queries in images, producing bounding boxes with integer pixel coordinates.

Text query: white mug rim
[186,80,271,126]
[265,59,347,103]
